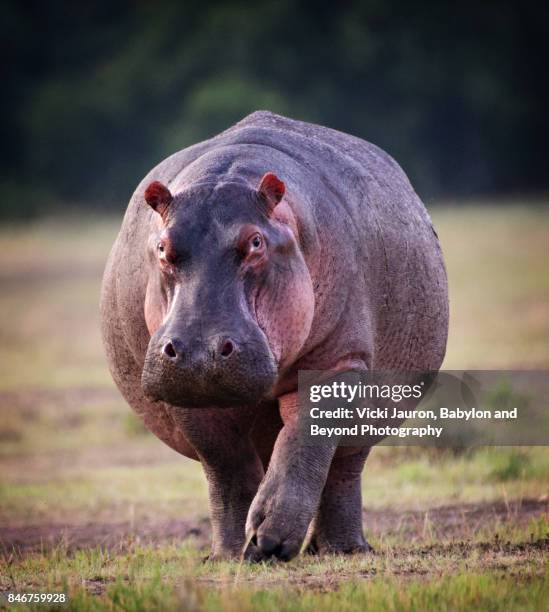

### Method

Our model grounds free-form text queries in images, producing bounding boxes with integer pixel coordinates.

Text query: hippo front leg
[245,393,337,561]
[174,407,265,560]
[201,450,265,560]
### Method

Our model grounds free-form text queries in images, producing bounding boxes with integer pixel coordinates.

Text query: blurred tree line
[2,0,547,218]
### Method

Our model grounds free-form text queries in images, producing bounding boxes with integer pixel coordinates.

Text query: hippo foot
[245,484,313,561]
[305,536,375,556]
[204,542,265,563]
[241,543,272,563]
[245,532,302,562]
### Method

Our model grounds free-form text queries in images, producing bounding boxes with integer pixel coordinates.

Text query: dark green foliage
[2,0,548,218]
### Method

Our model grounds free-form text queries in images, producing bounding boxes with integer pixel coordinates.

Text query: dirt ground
[1,498,546,555]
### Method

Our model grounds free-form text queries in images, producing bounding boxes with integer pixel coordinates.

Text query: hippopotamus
[100,111,448,561]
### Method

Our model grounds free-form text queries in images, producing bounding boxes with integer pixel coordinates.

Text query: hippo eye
[250,234,263,251]
[157,242,165,254]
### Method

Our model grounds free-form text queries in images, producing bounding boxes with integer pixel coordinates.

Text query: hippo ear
[258,172,285,214]
[144,181,173,217]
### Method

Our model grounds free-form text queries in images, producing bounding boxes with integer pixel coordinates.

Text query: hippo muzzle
[141,323,278,407]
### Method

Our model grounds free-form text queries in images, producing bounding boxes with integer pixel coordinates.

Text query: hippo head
[140,173,314,407]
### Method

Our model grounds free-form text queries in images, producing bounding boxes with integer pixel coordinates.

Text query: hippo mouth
[141,335,278,408]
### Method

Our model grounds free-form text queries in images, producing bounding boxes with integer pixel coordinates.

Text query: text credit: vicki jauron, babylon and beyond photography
[298,370,549,447]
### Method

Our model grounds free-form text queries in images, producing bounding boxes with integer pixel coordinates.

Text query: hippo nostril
[219,339,235,358]
[163,341,178,360]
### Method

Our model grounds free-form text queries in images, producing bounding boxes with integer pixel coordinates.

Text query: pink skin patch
[254,223,315,369]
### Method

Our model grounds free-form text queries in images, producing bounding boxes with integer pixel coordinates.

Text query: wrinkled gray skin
[100,111,448,561]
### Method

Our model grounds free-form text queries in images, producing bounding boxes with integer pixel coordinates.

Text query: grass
[0,216,116,390]
[0,204,548,610]
[434,204,549,368]
[2,533,548,610]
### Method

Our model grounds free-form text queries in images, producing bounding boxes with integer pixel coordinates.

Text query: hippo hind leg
[307,447,373,555]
